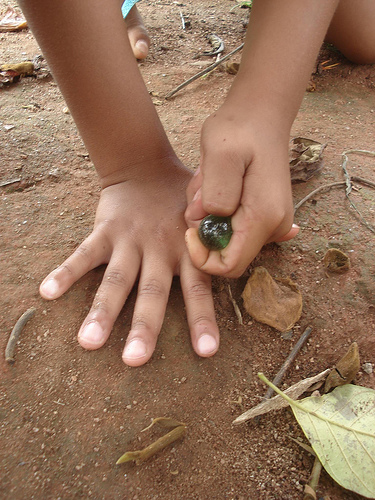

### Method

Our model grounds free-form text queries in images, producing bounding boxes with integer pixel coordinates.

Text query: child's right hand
[184,102,298,278]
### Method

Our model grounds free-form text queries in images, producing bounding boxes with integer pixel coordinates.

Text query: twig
[341,151,375,234]
[165,43,244,99]
[227,284,243,325]
[294,176,375,213]
[294,181,346,213]
[5,307,36,363]
[0,178,21,187]
[303,457,322,500]
[179,9,185,30]
[263,326,313,400]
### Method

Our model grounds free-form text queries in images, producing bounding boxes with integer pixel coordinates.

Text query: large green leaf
[259,374,375,498]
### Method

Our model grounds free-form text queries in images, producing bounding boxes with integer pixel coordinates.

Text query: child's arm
[19,0,220,365]
[185,0,341,277]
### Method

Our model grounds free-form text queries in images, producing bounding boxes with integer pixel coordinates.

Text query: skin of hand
[40,160,220,366]
[18,0,219,366]
[185,0,343,278]
[185,105,297,278]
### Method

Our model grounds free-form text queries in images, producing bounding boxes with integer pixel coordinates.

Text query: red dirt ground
[1,1,374,498]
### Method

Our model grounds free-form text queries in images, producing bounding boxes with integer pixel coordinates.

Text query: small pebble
[362,362,373,375]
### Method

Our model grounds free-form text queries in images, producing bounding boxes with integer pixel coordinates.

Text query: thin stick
[294,181,345,213]
[263,326,313,400]
[341,152,375,234]
[0,178,21,187]
[294,176,375,213]
[165,43,244,99]
[227,284,243,325]
[303,457,322,500]
[179,9,185,30]
[5,307,36,363]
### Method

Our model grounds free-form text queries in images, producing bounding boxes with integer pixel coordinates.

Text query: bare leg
[125,5,150,60]
[326,0,375,64]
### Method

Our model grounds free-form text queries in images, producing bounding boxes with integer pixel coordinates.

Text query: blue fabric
[122,0,140,18]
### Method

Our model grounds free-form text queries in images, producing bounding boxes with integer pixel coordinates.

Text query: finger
[186,166,202,203]
[78,247,141,350]
[39,230,112,300]
[124,5,150,60]
[271,223,300,243]
[199,141,245,216]
[180,254,219,358]
[184,188,209,228]
[185,208,269,278]
[122,258,173,367]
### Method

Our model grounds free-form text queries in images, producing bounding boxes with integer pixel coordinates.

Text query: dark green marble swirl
[198,215,233,251]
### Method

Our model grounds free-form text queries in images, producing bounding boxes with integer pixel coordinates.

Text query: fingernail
[194,167,201,177]
[135,40,148,56]
[40,279,59,299]
[123,339,147,360]
[79,321,105,345]
[197,334,217,355]
[292,223,300,228]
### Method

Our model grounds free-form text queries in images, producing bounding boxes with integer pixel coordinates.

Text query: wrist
[224,74,298,134]
[98,152,189,190]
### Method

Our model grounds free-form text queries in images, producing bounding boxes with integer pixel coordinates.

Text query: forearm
[227,0,340,130]
[18,0,173,187]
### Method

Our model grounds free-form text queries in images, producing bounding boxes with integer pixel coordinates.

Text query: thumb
[184,188,209,228]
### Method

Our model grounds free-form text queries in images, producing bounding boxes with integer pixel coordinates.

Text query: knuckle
[57,262,75,277]
[190,313,213,327]
[131,316,151,332]
[138,279,167,299]
[91,296,110,315]
[185,280,211,300]
[103,269,129,289]
[74,243,91,258]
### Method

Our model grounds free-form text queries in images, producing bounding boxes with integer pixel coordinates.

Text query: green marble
[198,215,233,251]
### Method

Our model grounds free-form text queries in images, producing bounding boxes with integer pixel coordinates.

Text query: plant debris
[5,307,36,363]
[233,368,330,424]
[1,62,34,75]
[242,267,302,332]
[324,342,360,393]
[263,326,312,401]
[289,137,327,182]
[323,248,350,273]
[116,417,186,465]
[0,7,27,32]
[225,62,240,75]
[227,284,243,325]
[303,457,322,500]
[165,43,244,99]
[259,373,375,499]
[1,56,51,88]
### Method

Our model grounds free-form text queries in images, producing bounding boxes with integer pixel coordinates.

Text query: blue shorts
[122,0,140,18]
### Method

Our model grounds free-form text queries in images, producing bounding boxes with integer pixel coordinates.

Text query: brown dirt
[1,1,375,499]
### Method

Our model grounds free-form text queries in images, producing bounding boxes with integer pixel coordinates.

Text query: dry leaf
[233,369,330,424]
[323,248,350,273]
[0,7,28,32]
[242,267,302,332]
[226,62,240,75]
[116,418,186,465]
[1,62,34,76]
[289,137,327,182]
[324,342,360,393]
